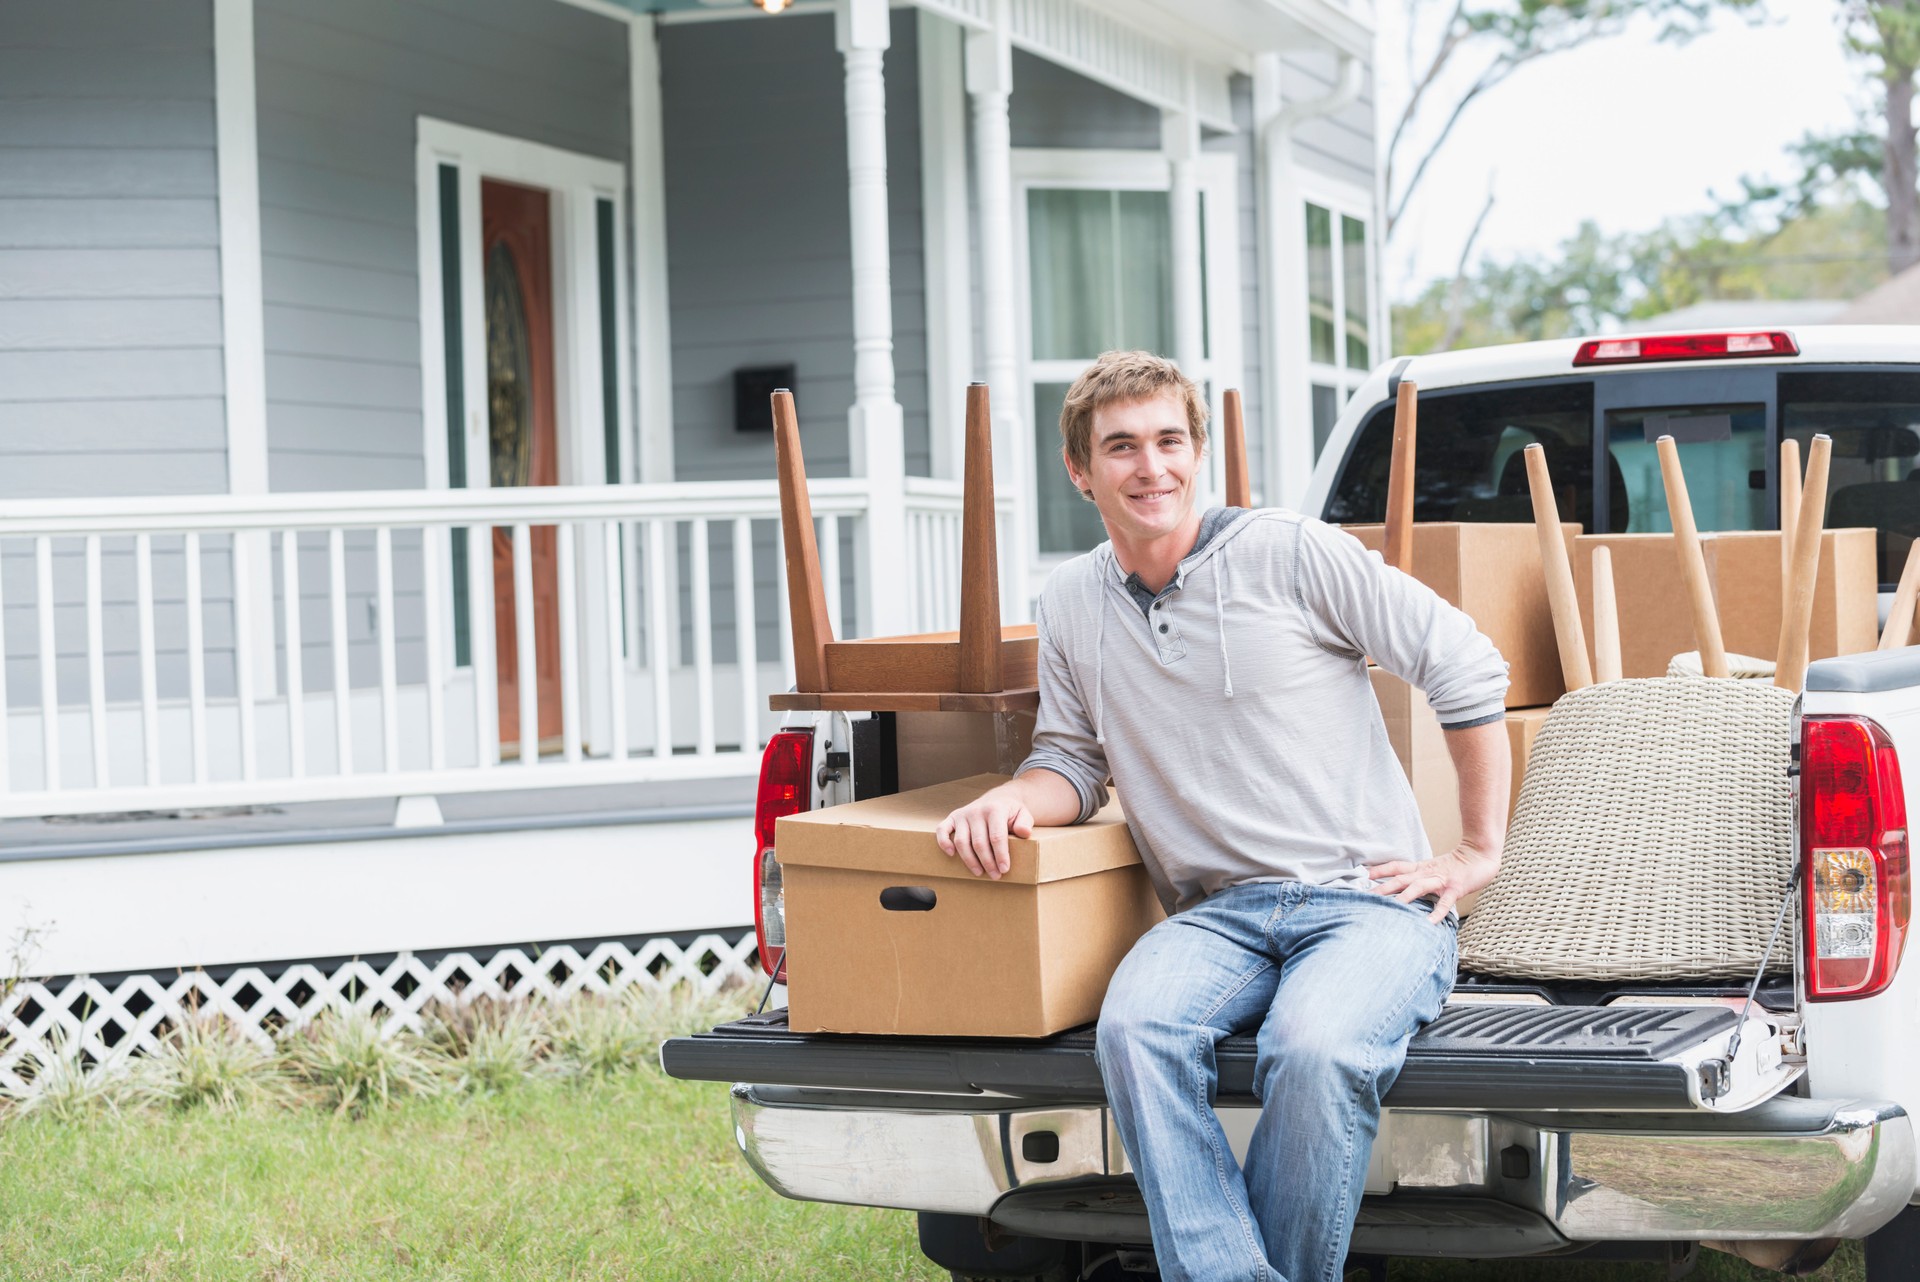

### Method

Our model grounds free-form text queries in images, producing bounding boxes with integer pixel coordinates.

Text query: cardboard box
[1574,529,1879,678]
[1372,668,1549,879]
[1505,705,1550,817]
[777,773,1162,1037]
[1344,523,1581,708]
[1699,530,1879,665]
[894,710,1035,793]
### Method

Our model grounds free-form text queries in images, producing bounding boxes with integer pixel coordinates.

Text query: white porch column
[837,0,910,637]
[966,2,1029,616]
[1165,104,1204,378]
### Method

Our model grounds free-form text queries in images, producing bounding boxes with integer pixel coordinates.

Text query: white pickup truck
[663,327,1920,1281]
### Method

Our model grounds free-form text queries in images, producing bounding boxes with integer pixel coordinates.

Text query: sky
[1375,0,1869,299]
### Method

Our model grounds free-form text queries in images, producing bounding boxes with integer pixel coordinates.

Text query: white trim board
[0,815,749,979]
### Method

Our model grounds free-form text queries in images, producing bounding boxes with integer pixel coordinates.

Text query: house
[0,0,1382,1076]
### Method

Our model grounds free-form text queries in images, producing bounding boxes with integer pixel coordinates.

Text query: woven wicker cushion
[1457,677,1796,982]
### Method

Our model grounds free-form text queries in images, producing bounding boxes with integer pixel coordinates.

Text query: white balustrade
[0,482,870,819]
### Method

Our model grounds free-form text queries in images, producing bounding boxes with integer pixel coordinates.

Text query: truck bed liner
[663,1003,1743,1110]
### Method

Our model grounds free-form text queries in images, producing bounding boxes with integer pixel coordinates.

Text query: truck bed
[664,997,1786,1111]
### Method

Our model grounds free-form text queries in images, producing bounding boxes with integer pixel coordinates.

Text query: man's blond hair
[1058,351,1208,493]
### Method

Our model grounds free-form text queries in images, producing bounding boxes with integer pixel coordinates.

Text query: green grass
[0,1068,939,1281]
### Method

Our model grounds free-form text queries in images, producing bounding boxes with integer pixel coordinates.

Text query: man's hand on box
[935,789,1034,881]
[1364,839,1501,924]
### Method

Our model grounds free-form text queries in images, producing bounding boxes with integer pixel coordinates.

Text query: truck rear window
[1324,383,1597,528]
[1782,371,1920,589]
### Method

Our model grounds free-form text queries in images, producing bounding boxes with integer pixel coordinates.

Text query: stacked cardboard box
[1572,529,1879,678]
[777,774,1162,1037]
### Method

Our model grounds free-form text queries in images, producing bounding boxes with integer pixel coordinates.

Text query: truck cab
[665,327,1920,1281]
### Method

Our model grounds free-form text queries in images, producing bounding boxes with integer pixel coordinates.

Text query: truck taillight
[1802,716,1910,1001]
[754,730,813,985]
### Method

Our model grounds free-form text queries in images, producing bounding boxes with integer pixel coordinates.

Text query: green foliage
[283,1009,448,1116]
[423,997,550,1096]
[142,1014,295,1113]
[1394,202,1890,354]
[2,1030,153,1123]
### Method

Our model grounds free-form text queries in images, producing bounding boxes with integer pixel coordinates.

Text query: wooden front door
[482,178,563,752]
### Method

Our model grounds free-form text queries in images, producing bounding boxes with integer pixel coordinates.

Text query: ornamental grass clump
[142,1013,294,1113]
[282,1008,446,1116]
[549,988,657,1078]
[424,997,550,1095]
[4,1030,152,1122]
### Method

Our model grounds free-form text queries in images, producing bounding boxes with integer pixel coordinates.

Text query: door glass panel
[1306,203,1335,365]
[1034,382,1110,554]
[1327,383,1596,527]
[1782,371,1920,588]
[1028,189,1117,359]
[1115,190,1172,356]
[1605,405,1767,533]
[1342,215,1370,371]
[486,241,534,488]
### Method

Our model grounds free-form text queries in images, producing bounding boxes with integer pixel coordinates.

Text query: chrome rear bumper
[731,1087,1916,1244]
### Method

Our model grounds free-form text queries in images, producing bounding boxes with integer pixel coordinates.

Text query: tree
[1386,0,1762,243]
[1846,0,1920,271]
[1718,4,1920,273]
[1392,201,1888,353]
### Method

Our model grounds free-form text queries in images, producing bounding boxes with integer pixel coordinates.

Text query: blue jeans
[1096,881,1457,1282]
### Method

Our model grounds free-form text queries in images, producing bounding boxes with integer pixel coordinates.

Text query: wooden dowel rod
[1776,434,1832,692]
[1383,381,1418,572]
[957,382,1004,693]
[1592,545,1622,683]
[1523,444,1591,692]
[1655,435,1728,679]
[1222,388,1251,509]
[1880,541,1920,651]
[773,389,835,691]
[1779,437,1801,594]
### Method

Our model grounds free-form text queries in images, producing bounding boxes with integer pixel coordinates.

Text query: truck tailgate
[663,1002,1800,1112]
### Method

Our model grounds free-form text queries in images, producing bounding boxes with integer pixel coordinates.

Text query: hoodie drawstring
[1214,544,1234,699]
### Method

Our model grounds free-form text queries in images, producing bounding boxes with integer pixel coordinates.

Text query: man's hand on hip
[935,786,1034,880]
[1365,839,1501,923]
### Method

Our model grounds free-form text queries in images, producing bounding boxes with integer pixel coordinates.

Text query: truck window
[1603,404,1768,534]
[1782,370,1920,590]
[1325,383,1596,528]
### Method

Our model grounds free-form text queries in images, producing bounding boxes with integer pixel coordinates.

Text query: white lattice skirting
[0,932,761,1094]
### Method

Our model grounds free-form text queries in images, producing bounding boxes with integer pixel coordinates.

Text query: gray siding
[0,0,231,708]
[0,0,227,500]
[1010,51,1160,151]
[660,10,930,481]
[253,0,630,495]
[1282,50,1375,191]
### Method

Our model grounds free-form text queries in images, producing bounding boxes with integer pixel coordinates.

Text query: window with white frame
[1017,151,1241,559]
[1304,197,1375,460]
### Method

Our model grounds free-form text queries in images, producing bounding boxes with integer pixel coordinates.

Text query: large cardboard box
[1372,668,1549,861]
[777,774,1162,1037]
[894,710,1035,793]
[1700,530,1879,665]
[1574,529,1879,677]
[1343,523,1580,708]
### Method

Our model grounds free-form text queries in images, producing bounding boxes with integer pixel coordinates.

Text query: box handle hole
[879,886,937,912]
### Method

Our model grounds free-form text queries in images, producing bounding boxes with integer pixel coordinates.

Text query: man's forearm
[1008,766,1087,826]
[1442,720,1511,853]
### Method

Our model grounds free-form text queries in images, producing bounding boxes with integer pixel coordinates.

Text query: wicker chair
[1457,677,1797,982]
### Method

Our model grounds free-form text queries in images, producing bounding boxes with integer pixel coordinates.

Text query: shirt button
[1158,623,1169,634]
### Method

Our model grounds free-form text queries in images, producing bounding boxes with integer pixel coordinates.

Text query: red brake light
[753,730,814,986]
[1572,331,1799,367]
[1802,716,1910,1001]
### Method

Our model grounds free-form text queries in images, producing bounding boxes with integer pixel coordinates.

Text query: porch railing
[0,482,876,820]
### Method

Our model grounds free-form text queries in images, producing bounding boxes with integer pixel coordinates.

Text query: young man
[935,351,1511,1282]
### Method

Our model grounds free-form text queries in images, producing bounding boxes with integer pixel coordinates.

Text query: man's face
[1064,390,1201,550]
